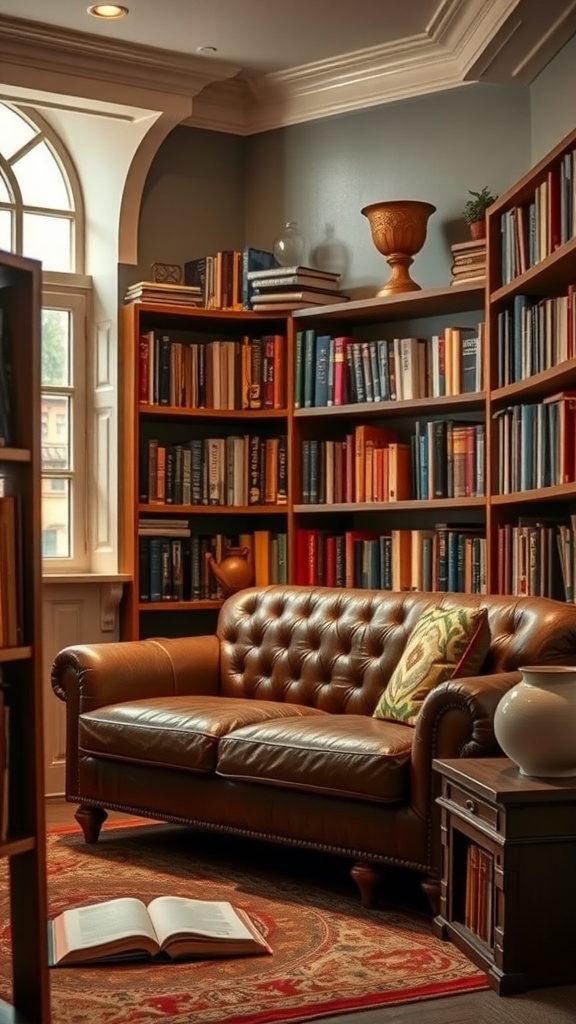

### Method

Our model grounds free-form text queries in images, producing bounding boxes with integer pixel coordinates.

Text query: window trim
[41,273,92,573]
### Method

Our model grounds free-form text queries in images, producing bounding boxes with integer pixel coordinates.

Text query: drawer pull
[465,799,476,813]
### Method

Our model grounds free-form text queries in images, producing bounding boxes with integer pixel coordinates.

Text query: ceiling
[1,0,576,133]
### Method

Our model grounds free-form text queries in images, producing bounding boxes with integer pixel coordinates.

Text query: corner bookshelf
[119,301,292,640]
[0,251,50,1022]
[485,122,576,599]
[289,283,487,591]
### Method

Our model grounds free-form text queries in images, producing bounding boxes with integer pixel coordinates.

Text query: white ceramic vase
[494,665,576,778]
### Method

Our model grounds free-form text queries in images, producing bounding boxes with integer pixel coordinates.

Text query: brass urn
[361,199,436,296]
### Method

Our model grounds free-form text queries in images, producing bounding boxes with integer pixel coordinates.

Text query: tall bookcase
[485,122,576,598]
[0,251,50,1022]
[120,125,576,641]
[120,301,292,640]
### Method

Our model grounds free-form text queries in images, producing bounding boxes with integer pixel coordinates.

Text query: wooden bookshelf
[119,301,292,639]
[485,122,576,598]
[0,250,50,1021]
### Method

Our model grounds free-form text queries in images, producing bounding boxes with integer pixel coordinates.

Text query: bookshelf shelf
[0,646,33,663]
[0,249,50,1022]
[294,392,485,418]
[140,599,223,612]
[140,405,289,420]
[294,497,486,513]
[138,504,288,515]
[292,281,485,324]
[0,447,31,462]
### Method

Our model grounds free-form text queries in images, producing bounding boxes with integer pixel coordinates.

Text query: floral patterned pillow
[373,605,491,726]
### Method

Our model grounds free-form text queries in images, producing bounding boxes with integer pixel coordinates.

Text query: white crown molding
[1,1,575,134]
[0,15,241,98]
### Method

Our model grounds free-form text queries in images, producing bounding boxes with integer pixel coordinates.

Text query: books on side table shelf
[125,281,203,307]
[450,239,486,286]
[48,896,272,966]
[247,265,349,310]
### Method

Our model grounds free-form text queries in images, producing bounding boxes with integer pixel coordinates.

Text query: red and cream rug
[1,822,487,1023]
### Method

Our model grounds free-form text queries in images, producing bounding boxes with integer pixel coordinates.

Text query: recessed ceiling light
[197,45,218,55]
[87,5,129,19]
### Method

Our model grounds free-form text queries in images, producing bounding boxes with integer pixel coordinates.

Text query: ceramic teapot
[207,546,254,596]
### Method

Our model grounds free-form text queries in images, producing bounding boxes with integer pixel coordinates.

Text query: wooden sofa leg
[350,861,381,907]
[74,804,108,843]
[421,876,440,916]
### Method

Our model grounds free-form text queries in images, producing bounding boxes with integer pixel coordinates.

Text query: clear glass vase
[273,221,305,267]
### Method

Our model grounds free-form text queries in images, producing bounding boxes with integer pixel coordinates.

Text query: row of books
[496,520,566,600]
[294,527,486,594]
[294,326,484,409]
[464,842,493,945]
[450,239,486,286]
[184,248,278,311]
[493,393,576,493]
[138,530,287,602]
[141,436,288,507]
[300,421,485,505]
[496,288,576,386]
[139,331,286,411]
[500,147,576,284]
[247,263,348,311]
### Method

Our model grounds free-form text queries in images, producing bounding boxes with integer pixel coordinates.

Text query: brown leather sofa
[51,585,576,911]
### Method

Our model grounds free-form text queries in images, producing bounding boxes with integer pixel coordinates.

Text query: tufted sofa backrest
[217,585,576,715]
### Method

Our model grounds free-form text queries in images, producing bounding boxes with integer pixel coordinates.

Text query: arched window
[0,102,90,570]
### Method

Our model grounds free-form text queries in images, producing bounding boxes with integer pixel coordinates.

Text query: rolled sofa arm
[51,635,221,711]
[410,669,521,819]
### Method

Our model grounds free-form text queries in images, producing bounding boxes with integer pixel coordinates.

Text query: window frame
[41,274,92,573]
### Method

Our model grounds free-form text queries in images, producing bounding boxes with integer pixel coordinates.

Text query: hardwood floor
[45,798,576,1024]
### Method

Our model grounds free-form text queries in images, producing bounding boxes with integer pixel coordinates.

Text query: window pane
[0,210,12,251]
[41,309,71,386]
[23,213,72,272]
[0,104,37,160]
[13,143,71,210]
[41,478,71,559]
[41,395,71,471]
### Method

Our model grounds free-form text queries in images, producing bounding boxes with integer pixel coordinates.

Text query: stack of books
[247,265,348,311]
[450,240,486,285]
[124,281,203,306]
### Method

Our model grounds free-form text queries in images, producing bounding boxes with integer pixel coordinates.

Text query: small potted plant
[463,187,498,239]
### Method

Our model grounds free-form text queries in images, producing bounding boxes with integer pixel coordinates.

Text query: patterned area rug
[1,822,487,1023]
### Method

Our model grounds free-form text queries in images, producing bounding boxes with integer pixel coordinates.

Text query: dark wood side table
[432,757,576,995]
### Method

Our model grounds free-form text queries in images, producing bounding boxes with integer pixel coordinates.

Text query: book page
[56,897,159,957]
[147,898,254,947]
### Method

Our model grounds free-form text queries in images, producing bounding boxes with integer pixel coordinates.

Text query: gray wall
[529,33,576,163]
[133,127,245,284]
[244,83,529,296]
[134,55,576,295]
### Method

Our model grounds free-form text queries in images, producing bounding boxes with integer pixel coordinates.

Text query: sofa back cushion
[217,586,576,715]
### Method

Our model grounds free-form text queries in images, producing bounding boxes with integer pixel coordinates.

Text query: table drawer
[444,781,499,829]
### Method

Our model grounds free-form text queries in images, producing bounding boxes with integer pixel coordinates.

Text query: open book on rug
[48,896,272,966]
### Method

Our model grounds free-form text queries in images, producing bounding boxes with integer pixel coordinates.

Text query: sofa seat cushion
[78,696,328,773]
[216,715,412,803]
